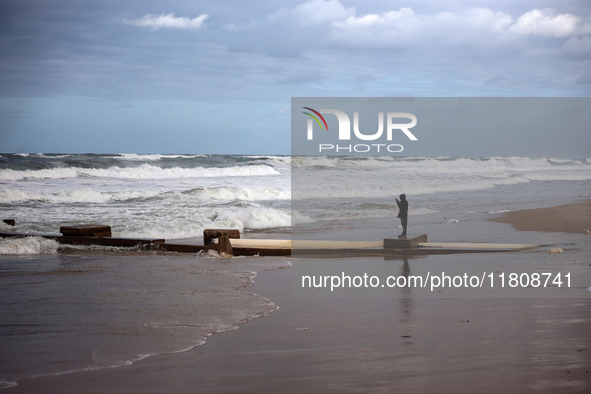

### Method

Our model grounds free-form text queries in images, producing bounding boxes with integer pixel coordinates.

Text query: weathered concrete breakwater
[0,225,539,258]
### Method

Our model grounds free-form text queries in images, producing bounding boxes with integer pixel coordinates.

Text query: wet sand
[7,202,591,393]
[493,200,591,233]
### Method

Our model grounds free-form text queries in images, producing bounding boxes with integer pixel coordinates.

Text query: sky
[0,0,590,156]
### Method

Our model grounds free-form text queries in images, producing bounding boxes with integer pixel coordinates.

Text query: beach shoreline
[5,201,591,393]
[492,200,591,234]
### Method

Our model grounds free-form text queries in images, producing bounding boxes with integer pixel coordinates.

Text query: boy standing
[395,194,408,238]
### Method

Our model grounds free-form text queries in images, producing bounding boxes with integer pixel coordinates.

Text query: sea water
[0,154,292,239]
[0,248,290,388]
[1,154,590,238]
[291,156,591,224]
[1,154,590,387]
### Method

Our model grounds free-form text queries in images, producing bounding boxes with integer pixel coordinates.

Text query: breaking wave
[293,156,591,199]
[115,153,203,161]
[293,156,591,173]
[0,237,60,255]
[0,186,290,204]
[0,164,279,181]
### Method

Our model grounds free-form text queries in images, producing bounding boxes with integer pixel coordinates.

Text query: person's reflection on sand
[399,258,414,344]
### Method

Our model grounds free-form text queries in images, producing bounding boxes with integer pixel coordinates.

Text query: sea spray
[0,237,60,255]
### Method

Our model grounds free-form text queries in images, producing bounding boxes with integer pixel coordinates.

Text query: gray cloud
[1,0,589,101]
[562,35,591,59]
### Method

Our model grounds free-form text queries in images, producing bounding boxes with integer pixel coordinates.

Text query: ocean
[1,154,590,239]
[0,154,292,239]
[1,153,590,388]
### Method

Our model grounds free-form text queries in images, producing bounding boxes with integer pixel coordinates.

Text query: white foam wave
[0,186,290,205]
[0,188,163,204]
[0,164,279,181]
[292,210,316,225]
[116,205,292,239]
[190,187,290,202]
[294,156,591,174]
[116,153,199,161]
[0,167,78,180]
[0,380,17,389]
[216,207,292,231]
[0,237,60,255]
[293,156,591,200]
[292,156,338,168]
[252,156,292,172]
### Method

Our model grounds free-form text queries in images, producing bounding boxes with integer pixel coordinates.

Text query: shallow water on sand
[0,247,289,387]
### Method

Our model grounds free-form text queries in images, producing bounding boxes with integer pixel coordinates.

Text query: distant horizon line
[1,152,589,160]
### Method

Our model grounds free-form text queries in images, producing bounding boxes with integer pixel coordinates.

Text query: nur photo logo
[301,106,418,154]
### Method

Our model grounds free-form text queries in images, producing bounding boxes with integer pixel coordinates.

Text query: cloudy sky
[1,0,590,155]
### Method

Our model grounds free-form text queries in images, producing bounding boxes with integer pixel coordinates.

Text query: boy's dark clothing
[396,194,408,236]
[396,198,408,220]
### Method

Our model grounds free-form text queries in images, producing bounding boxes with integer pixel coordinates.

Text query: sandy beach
[493,201,591,234]
[6,201,591,393]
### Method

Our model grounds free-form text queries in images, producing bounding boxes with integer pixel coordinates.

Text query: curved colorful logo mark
[302,107,329,131]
